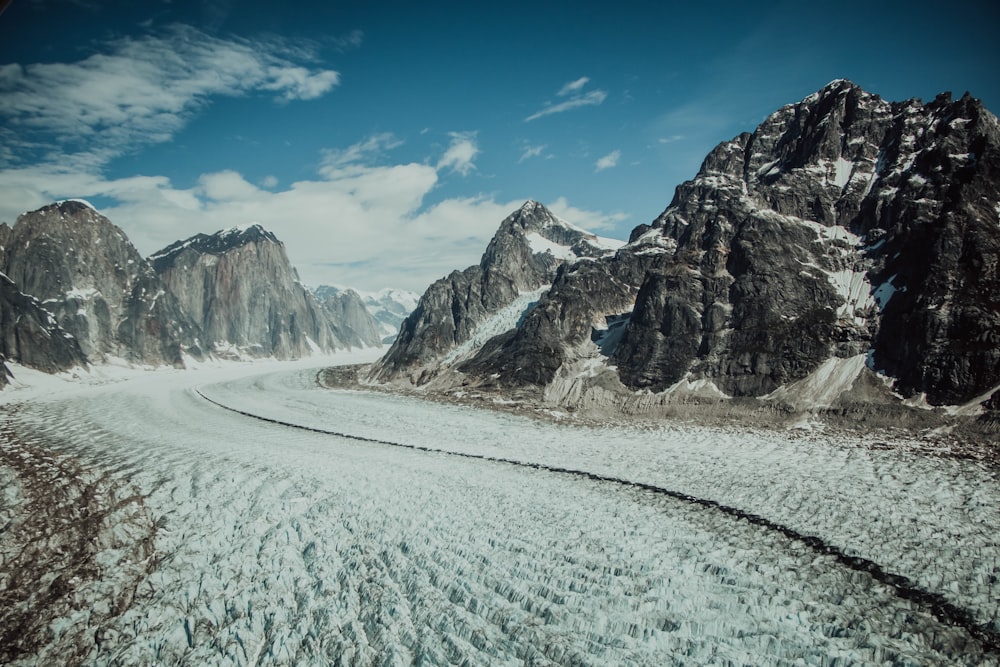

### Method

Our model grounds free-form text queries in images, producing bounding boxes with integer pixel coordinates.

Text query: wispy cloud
[436,131,479,176]
[0,25,341,169]
[526,78,607,122]
[557,76,589,97]
[332,29,365,52]
[518,144,547,163]
[319,133,404,175]
[595,149,621,172]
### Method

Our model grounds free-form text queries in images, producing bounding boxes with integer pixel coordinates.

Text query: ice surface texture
[1,361,998,665]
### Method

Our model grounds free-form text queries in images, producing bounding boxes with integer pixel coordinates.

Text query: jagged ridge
[370,200,622,383]
[371,80,1000,418]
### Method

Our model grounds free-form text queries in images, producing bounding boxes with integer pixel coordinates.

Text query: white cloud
[332,29,365,52]
[0,160,623,294]
[518,144,547,162]
[526,89,607,122]
[546,196,628,232]
[558,77,590,96]
[595,149,621,172]
[261,66,340,102]
[320,133,404,175]
[0,25,341,168]
[199,170,261,201]
[0,116,622,294]
[436,132,479,176]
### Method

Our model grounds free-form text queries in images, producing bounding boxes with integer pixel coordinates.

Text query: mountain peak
[821,78,858,92]
[22,200,106,226]
[508,200,557,229]
[373,82,1000,421]
[149,223,281,271]
[215,223,279,246]
[54,199,100,215]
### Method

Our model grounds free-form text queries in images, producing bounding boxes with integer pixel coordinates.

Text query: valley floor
[1,355,998,665]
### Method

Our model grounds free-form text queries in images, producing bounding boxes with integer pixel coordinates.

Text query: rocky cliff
[1,201,203,367]
[369,201,623,383]
[0,272,88,383]
[313,286,382,349]
[151,224,347,359]
[370,81,1000,418]
[613,80,1000,406]
[315,286,419,344]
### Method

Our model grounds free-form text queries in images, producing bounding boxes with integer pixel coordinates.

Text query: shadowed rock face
[0,273,88,383]
[151,225,346,359]
[369,201,623,383]
[371,81,1000,409]
[2,201,202,367]
[615,81,1000,404]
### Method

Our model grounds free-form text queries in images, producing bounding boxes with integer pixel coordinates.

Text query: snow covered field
[1,355,998,665]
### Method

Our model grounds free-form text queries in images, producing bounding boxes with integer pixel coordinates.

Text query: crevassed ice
[442,287,547,364]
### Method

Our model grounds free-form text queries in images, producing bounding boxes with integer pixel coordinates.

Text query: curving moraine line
[194,386,1000,654]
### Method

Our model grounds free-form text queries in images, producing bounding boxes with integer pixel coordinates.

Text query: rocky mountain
[312,286,382,348]
[0,201,203,368]
[369,200,625,384]
[370,81,1000,420]
[314,286,419,344]
[0,272,88,384]
[151,224,348,359]
[364,288,420,344]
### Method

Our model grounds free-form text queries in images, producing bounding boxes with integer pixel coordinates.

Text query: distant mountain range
[0,201,398,383]
[313,285,420,345]
[5,79,998,431]
[369,80,1000,428]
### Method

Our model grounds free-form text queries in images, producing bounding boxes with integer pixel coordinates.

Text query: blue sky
[1,0,997,292]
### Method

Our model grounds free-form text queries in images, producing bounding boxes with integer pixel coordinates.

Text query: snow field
[1,362,998,664]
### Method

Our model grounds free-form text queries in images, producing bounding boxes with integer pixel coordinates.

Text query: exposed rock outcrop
[326,287,420,344]
[369,81,1000,421]
[614,81,1000,405]
[151,224,345,359]
[1,201,203,367]
[313,286,382,349]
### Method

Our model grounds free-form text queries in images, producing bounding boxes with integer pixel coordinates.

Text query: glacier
[0,355,997,665]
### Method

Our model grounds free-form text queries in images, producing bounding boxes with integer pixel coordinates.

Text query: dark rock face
[0,273,88,382]
[614,80,1000,404]
[862,93,1000,404]
[460,244,661,389]
[373,81,1000,410]
[370,201,622,383]
[2,201,202,367]
[151,225,346,359]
